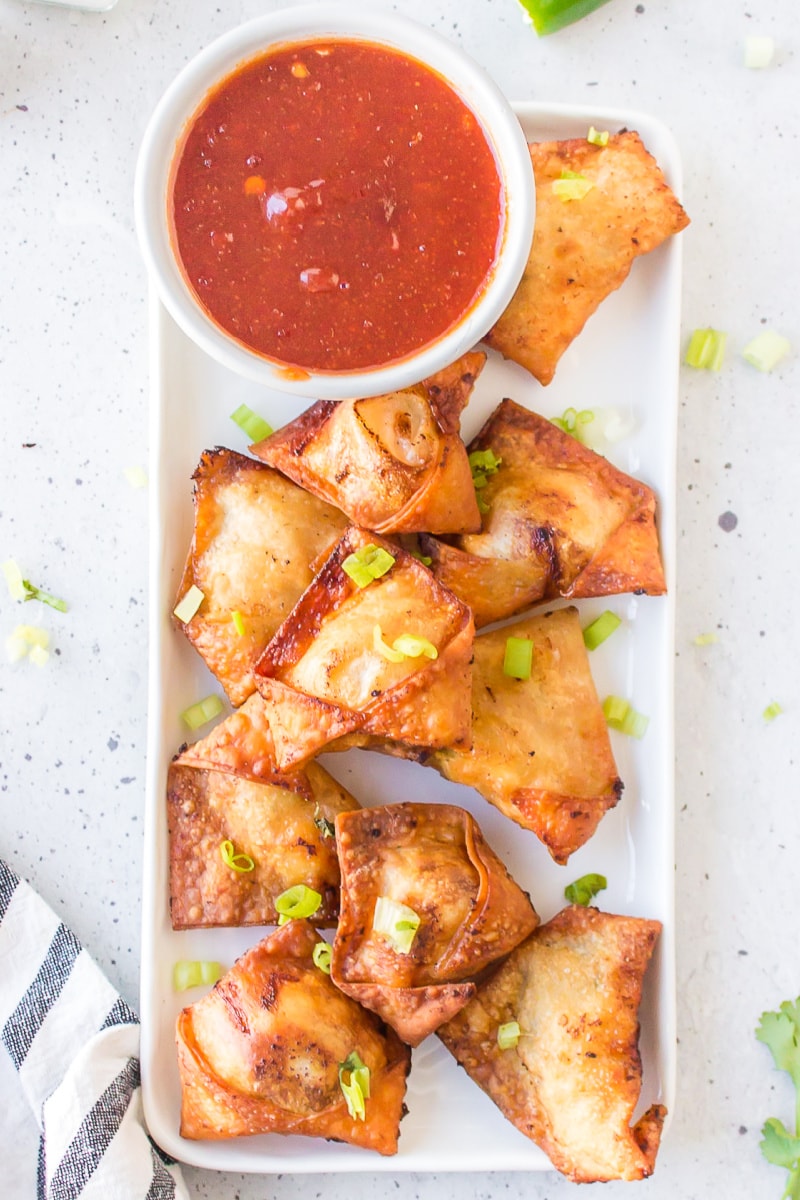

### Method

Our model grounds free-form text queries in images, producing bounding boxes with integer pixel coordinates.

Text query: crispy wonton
[250,352,485,535]
[438,905,665,1182]
[485,130,690,384]
[176,919,410,1153]
[174,448,348,706]
[168,696,359,929]
[331,804,539,1046]
[421,399,666,627]
[418,607,622,863]
[253,528,474,771]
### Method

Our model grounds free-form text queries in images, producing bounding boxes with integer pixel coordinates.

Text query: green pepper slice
[519,0,613,36]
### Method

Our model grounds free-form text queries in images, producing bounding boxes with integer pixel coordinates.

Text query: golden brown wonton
[167,697,359,929]
[250,352,485,535]
[331,804,539,1046]
[176,920,410,1153]
[485,130,690,384]
[253,528,474,771]
[421,399,666,628]
[438,905,665,1182]
[174,448,348,706]
[419,607,622,864]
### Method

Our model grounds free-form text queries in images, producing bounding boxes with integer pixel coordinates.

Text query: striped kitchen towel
[0,860,188,1200]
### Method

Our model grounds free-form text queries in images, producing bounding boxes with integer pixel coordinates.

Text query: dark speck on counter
[718,511,738,532]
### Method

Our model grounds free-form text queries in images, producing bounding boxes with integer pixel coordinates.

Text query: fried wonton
[253,528,474,771]
[250,352,485,535]
[421,399,666,627]
[331,804,539,1046]
[485,130,689,384]
[174,448,348,706]
[168,697,360,929]
[176,920,410,1153]
[417,607,622,863]
[438,905,665,1182]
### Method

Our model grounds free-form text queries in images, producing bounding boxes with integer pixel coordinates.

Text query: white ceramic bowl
[134,4,535,400]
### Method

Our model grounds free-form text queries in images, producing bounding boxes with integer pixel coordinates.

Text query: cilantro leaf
[757,1003,800,1090]
[761,1118,800,1169]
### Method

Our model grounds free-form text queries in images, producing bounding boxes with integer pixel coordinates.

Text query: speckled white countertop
[1,0,799,1195]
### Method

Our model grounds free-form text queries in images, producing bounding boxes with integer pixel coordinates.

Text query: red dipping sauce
[169,38,504,373]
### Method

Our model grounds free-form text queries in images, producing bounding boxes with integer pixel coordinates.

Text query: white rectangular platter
[141,101,681,1174]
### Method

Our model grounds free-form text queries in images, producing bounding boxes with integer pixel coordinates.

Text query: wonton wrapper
[176,919,410,1153]
[421,399,666,627]
[253,528,474,771]
[438,905,665,1183]
[174,448,347,706]
[331,804,539,1046]
[419,607,622,863]
[485,130,690,384]
[168,696,359,929]
[250,352,485,535]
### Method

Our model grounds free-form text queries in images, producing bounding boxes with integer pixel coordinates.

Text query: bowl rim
[134,3,535,400]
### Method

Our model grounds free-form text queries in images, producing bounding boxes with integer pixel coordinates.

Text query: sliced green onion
[29,644,50,667]
[373,896,421,954]
[503,636,533,681]
[3,560,68,612]
[373,623,405,663]
[497,1020,521,1050]
[602,695,649,739]
[312,941,333,974]
[685,328,727,371]
[517,0,613,37]
[552,171,594,201]
[565,872,607,906]
[172,960,224,991]
[173,584,204,624]
[275,884,322,925]
[587,125,609,146]
[469,448,502,515]
[220,839,255,873]
[763,702,783,722]
[693,632,719,646]
[742,330,791,373]
[583,610,621,650]
[231,609,246,637]
[391,634,438,660]
[338,1051,370,1121]
[230,403,273,443]
[552,407,595,443]
[744,35,775,68]
[342,544,396,589]
[409,548,433,566]
[123,465,149,489]
[14,624,50,648]
[181,693,224,730]
[5,632,29,663]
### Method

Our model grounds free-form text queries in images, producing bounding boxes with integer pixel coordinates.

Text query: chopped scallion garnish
[583,611,621,650]
[685,328,727,371]
[587,126,609,146]
[275,884,322,925]
[602,695,649,739]
[230,403,273,443]
[565,872,607,906]
[693,632,719,646]
[6,624,50,664]
[3,559,68,612]
[392,633,438,660]
[220,839,255,873]
[552,171,594,201]
[123,465,149,489]
[763,702,783,722]
[409,548,433,566]
[744,35,775,68]
[172,960,224,991]
[28,644,50,668]
[181,693,224,730]
[231,609,246,637]
[373,623,405,663]
[342,544,395,589]
[173,584,204,624]
[503,636,533,681]
[338,1051,370,1121]
[742,330,791,373]
[469,448,502,516]
[497,1021,521,1050]
[312,941,333,974]
[373,896,421,954]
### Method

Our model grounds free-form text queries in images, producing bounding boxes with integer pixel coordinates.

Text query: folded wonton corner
[176,920,411,1153]
[438,904,665,1182]
[331,803,540,1046]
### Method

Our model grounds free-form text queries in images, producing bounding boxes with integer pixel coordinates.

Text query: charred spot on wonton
[485,130,690,385]
[438,905,665,1182]
[331,803,539,1046]
[421,399,666,628]
[176,920,410,1153]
